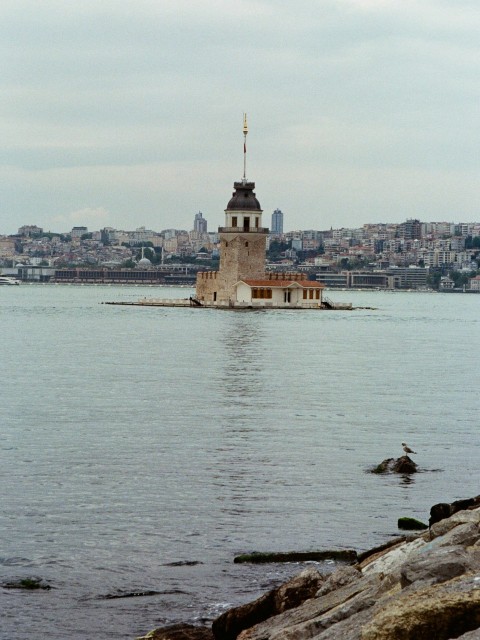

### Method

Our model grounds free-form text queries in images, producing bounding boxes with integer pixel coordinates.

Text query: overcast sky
[1,0,479,235]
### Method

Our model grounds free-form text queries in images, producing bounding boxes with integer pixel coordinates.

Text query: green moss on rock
[398,517,428,531]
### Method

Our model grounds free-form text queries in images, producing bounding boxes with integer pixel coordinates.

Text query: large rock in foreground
[136,624,213,640]
[211,499,480,640]
[212,568,323,640]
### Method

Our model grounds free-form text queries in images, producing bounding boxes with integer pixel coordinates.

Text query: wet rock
[2,576,52,590]
[370,458,394,474]
[398,517,428,530]
[429,495,480,528]
[136,624,213,640]
[212,567,323,640]
[233,549,357,563]
[163,561,203,567]
[371,455,418,474]
[100,589,164,599]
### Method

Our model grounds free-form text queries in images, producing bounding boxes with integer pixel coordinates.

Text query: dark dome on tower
[226,181,262,211]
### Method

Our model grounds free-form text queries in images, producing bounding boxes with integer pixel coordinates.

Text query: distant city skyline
[7,213,480,239]
[1,1,479,235]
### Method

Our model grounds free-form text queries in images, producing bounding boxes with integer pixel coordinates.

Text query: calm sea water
[0,285,478,639]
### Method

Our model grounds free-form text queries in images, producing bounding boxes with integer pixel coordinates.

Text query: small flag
[244,143,246,153]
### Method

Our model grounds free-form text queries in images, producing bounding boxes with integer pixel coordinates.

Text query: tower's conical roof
[226,181,262,211]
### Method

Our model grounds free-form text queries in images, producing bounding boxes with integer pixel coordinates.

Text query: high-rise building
[400,219,421,240]
[194,211,208,234]
[271,208,284,234]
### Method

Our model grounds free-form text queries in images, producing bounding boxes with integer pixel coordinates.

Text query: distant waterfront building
[439,276,455,290]
[469,275,480,291]
[386,266,428,289]
[316,266,428,290]
[316,272,348,288]
[194,211,208,234]
[271,209,284,234]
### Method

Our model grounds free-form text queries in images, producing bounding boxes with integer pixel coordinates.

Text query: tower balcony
[218,226,269,234]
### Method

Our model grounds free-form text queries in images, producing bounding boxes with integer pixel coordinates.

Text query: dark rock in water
[429,503,452,527]
[2,577,52,590]
[212,568,323,640]
[429,495,480,528]
[371,458,395,474]
[100,589,164,599]
[371,455,418,474]
[163,560,203,567]
[233,549,357,564]
[398,517,428,531]
[136,623,213,640]
[393,455,418,474]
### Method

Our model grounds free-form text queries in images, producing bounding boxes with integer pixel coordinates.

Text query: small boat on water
[0,276,20,285]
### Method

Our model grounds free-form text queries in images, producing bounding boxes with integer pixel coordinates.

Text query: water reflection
[220,313,268,405]
[214,314,271,520]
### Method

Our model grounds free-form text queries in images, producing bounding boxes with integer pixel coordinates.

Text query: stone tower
[216,180,268,302]
[195,116,269,304]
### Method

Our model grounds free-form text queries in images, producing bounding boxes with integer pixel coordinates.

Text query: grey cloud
[1,0,479,233]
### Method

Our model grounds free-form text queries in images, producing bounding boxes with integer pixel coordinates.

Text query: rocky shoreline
[137,495,480,640]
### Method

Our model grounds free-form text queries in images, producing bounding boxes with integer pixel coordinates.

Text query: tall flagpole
[243,113,248,182]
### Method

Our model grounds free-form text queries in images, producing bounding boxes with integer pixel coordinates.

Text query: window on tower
[232,217,237,227]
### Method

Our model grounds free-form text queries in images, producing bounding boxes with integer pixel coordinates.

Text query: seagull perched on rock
[402,442,417,455]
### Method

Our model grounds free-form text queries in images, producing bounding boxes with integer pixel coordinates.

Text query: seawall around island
[104,297,354,310]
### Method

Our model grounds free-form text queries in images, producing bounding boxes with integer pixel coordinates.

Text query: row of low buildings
[5,263,478,292]
[6,224,219,264]
[1,213,479,290]
[276,223,480,272]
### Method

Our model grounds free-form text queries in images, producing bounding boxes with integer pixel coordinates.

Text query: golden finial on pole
[243,113,248,181]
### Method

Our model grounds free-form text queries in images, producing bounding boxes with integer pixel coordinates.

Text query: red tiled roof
[238,279,324,288]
